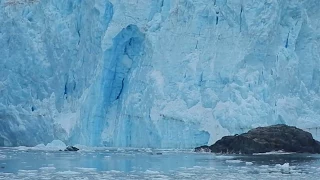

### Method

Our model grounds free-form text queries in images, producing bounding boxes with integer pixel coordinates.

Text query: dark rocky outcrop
[195,145,211,152]
[195,124,320,154]
[64,146,79,151]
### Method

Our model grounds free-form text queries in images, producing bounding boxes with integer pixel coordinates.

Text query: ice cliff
[0,0,320,148]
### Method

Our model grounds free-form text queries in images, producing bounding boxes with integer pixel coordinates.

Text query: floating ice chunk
[117,148,125,152]
[274,163,291,173]
[35,144,46,148]
[245,162,253,165]
[46,140,66,149]
[16,146,29,151]
[75,167,97,172]
[0,154,6,159]
[56,171,80,175]
[33,140,67,151]
[33,143,46,150]
[226,160,242,163]
[145,170,160,174]
[144,148,152,153]
[17,170,38,176]
[253,151,295,155]
[214,155,235,160]
[275,163,290,169]
[260,165,269,168]
[178,172,193,177]
[108,170,121,173]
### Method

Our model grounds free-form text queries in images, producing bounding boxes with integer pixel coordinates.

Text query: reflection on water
[0,147,320,180]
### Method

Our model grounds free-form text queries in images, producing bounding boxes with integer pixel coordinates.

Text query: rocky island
[195,124,320,154]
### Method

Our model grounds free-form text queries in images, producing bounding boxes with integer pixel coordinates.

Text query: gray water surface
[0,147,320,179]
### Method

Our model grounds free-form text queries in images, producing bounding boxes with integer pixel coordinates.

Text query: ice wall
[0,0,320,148]
[0,0,112,146]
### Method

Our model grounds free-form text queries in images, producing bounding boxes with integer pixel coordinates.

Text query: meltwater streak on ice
[0,0,320,148]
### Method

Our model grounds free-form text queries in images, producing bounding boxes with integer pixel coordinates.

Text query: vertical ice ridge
[71,24,147,146]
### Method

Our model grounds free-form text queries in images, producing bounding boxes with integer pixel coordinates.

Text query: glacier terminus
[0,0,320,148]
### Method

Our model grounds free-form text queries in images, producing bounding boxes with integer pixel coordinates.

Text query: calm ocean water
[0,147,320,180]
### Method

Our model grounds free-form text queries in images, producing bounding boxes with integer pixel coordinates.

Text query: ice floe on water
[10,140,67,152]
[44,140,67,150]
[253,151,296,155]
[0,154,6,159]
[74,167,97,172]
[226,160,243,164]
[213,155,236,160]
[246,162,253,165]
[0,148,320,180]
[38,167,56,171]
[144,170,160,174]
[56,171,81,175]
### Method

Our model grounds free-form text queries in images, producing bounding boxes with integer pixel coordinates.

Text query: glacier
[0,0,320,148]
